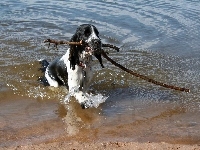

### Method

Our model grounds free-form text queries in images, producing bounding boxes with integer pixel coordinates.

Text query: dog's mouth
[85,40,102,55]
[85,46,101,53]
[85,46,94,53]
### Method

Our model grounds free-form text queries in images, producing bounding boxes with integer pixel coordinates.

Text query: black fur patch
[38,59,50,86]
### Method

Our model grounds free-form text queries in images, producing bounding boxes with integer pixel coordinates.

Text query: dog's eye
[84,28,91,37]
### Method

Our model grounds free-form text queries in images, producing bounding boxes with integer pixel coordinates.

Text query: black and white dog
[40,24,104,109]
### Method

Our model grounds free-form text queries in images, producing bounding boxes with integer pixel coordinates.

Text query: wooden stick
[101,50,190,93]
[44,39,120,51]
[44,39,83,45]
[102,43,120,52]
[44,39,83,50]
[44,39,189,92]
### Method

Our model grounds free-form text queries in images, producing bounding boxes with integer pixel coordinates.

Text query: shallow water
[0,0,200,147]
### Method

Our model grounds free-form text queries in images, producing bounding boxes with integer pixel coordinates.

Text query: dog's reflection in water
[57,97,102,136]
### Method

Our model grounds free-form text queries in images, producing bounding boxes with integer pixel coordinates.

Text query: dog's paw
[80,100,93,109]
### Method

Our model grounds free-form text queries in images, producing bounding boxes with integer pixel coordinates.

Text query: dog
[39,24,105,109]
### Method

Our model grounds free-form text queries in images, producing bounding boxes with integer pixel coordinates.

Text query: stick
[44,39,83,45]
[101,50,190,92]
[102,43,120,52]
[44,39,83,49]
[44,39,189,92]
[44,39,120,50]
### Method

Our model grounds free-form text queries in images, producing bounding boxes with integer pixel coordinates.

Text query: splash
[63,86,108,108]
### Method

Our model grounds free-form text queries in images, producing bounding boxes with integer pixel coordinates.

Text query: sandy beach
[1,141,200,150]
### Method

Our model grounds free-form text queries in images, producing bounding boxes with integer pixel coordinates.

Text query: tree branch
[101,50,190,93]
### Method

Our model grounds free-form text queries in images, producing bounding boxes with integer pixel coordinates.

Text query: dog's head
[69,24,104,70]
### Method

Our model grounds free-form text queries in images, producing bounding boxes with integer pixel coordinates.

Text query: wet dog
[39,24,104,109]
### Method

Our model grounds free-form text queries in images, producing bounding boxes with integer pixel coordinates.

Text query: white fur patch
[62,49,94,104]
[45,68,59,87]
[86,26,99,43]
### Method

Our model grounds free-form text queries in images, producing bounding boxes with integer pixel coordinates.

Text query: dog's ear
[94,54,104,68]
[69,34,80,70]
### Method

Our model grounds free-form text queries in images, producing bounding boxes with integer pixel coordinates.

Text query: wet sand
[2,141,199,150]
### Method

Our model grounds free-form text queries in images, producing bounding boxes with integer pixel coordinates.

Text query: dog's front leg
[66,63,90,104]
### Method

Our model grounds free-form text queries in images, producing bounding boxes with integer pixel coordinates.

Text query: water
[63,86,108,108]
[1,0,200,147]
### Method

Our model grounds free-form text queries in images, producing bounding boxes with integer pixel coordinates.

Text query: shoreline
[1,141,200,150]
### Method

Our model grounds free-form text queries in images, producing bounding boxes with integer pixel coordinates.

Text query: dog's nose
[94,39,100,43]
[92,39,101,48]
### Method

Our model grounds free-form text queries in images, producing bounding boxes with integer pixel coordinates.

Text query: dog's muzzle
[85,39,102,55]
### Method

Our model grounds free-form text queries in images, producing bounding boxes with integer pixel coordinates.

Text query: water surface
[0,0,200,147]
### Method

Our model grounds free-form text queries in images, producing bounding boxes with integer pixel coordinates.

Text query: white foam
[63,86,108,108]
[88,93,108,108]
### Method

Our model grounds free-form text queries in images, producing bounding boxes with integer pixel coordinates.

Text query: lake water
[0,0,200,147]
